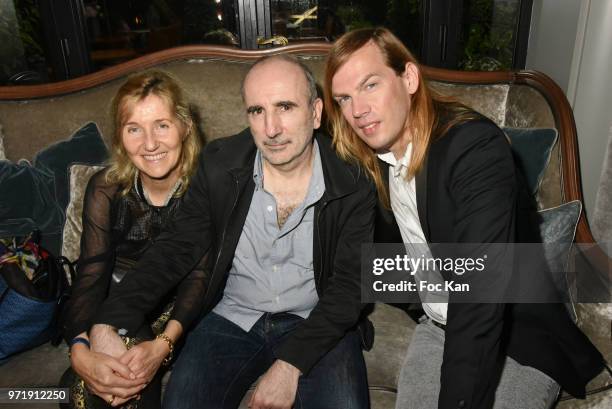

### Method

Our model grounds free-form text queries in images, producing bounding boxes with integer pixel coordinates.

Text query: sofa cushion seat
[0,342,68,388]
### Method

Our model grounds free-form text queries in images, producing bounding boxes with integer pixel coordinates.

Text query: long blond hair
[106,70,203,196]
[324,27,476,207]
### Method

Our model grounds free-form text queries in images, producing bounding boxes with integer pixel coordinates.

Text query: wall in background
[567,0,612,230]
[526,0,582,90]
[527,0,612,224]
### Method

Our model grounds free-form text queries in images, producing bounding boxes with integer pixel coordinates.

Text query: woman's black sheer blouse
[63,169,207,342]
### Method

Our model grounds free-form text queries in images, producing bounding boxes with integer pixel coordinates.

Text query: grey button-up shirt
[213,141,325,331]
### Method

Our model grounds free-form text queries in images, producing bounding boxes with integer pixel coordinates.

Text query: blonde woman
[62,71,205,409]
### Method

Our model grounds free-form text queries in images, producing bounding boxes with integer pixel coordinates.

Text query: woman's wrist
[69,342,92,373]
[154,333,174,365]
[162,320,183,343]
[69,334,90,357]
[70,336,91,349]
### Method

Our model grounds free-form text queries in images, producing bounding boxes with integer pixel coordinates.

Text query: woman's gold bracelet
[156,333,174,366]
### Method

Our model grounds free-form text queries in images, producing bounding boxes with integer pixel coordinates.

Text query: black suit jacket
[376,118,604,409]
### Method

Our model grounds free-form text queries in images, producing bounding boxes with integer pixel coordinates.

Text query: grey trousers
[395,317,560,409]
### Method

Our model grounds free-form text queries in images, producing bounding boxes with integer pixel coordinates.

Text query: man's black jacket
[375,118,604,409]
[95,128,376,374]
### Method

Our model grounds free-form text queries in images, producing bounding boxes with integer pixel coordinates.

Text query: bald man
[92,55,375,409]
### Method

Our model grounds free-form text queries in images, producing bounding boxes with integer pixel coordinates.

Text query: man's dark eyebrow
[274,100,298,108]
[246,105,262,114]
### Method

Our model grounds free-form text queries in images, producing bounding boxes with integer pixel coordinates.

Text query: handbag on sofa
[0,231,73,362]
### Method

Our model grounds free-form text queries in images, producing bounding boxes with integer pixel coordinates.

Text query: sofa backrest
[0,44,592,243]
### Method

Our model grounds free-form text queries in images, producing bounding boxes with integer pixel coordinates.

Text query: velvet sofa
[0,44,609,409]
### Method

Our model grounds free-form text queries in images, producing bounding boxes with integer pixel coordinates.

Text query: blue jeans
[163,312,369,409]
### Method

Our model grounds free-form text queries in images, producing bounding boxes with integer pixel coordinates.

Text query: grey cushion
[539,200,582,321]
[539,200,581,271]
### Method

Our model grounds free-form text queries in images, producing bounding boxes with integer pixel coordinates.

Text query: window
[458,0,531,70]
[265,0,422,54]
[421,0,532,70]
[84,0,238,71]
[0,0,533,85]
[0,0,50,84]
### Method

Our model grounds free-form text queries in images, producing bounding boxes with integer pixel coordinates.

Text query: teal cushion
[504,127,558,195]
[0,122,111,255]
[0,161,64,250]
[33,122,108,216]
[0,219,38,238]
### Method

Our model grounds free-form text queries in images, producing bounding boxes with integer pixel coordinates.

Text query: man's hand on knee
[249,359,300,409]
[89,324,128,358]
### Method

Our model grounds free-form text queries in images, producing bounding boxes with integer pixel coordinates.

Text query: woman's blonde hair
[106,70,202,196]
[324,27,476,207]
